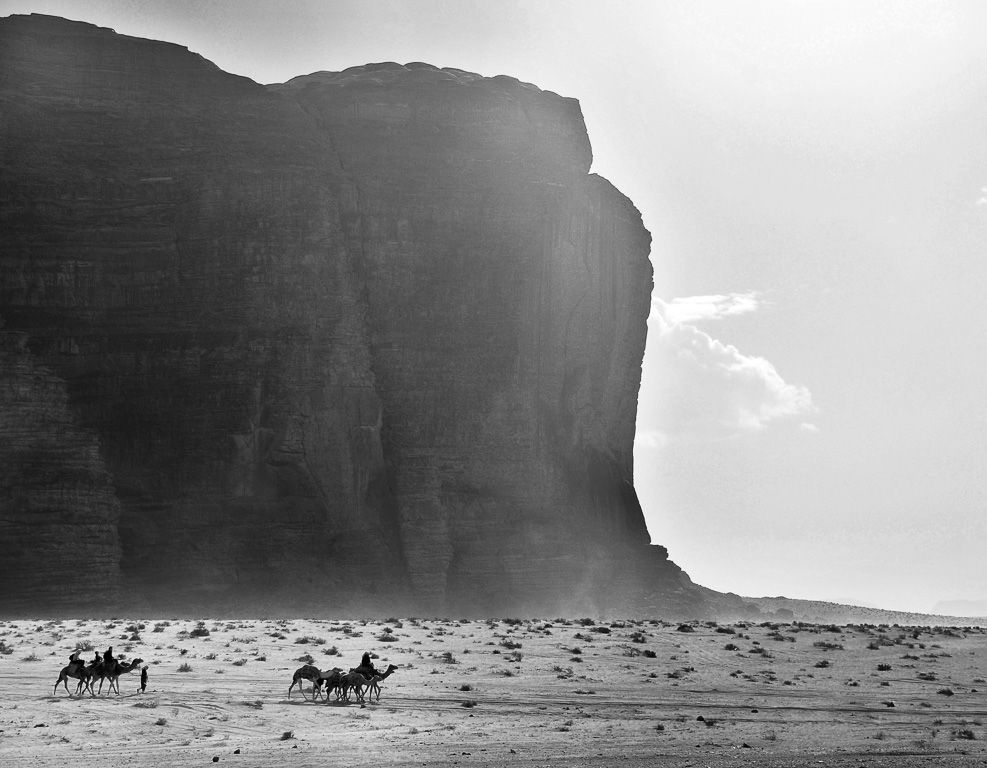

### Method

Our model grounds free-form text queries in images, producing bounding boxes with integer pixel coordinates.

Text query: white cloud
[639,300,815,446]
[658,291,763,325]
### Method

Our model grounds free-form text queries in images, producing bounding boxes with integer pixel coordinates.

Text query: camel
[364,664,399,702]
[339,670,382,702]
[288,664,334,700]
[95,658,144,695]
[315,668,344,702]
[54,660,97,697]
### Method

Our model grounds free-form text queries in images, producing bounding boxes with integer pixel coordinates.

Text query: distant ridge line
[745,596,987,628]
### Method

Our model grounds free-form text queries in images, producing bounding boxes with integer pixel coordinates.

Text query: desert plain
[1,615,986,767]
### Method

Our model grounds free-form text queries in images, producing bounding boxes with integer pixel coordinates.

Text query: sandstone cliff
[0,14,718,617]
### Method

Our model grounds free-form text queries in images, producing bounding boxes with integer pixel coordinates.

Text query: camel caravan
[54,645,396,704]
[54,646,145,697]
[288,652,399,704]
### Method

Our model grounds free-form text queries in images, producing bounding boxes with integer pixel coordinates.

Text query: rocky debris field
[1,615,986,767]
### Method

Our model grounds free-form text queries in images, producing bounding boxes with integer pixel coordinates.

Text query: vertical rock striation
[0,14,712,616]
[0,325,122,610]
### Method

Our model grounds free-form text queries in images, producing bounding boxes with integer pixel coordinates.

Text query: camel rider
[359,651,379,677]
[103,646,115,666]
[92,651,102,666]
[68,650,81,670]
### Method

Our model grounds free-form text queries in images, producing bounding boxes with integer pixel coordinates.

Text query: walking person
[139,665,148,693]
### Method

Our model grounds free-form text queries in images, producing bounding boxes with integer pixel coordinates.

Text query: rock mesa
[0,14,727,617]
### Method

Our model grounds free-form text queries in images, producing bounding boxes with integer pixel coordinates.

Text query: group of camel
[53,654,398,704]
[54,656,144,697]
[288,663,399,703]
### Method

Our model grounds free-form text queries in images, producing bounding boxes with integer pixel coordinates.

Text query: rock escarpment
[0,14,715,617]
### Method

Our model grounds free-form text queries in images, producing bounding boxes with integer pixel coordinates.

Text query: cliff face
[0,14,708,616]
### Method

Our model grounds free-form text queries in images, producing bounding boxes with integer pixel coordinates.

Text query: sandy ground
[1,616,986,767]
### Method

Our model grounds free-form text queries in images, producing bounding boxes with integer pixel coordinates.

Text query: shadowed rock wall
[0,14,715,617]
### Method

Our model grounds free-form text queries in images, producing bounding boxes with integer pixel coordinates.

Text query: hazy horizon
[4,0,985,615]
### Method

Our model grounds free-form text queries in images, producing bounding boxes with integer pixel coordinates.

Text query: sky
[4,0,986,614]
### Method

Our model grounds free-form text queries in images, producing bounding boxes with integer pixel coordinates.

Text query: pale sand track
[1,617,986,766]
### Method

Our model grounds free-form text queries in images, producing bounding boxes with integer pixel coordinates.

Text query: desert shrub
[814,660,831,669]
[918,672,938,681]
[499,638,522,650]
[21,652,41,662]
[554,666,574,679]
[938,688,955,696]
[676,624,694,633]
[440,651,458,664]
[812,641,844,651]
[155,717,167,726]
[322,645,340,656]
[725,643,740,651]
[505,650,523,663]
[296,654,314,664]
[178,663,192,672]
[590,626,611,634]
[630,631,647,643]
[189,622,210,638]
[461,699,477,708]
[460,684,473,691]
[232,659,247,666]
[281,730,294,741]
[0,641,13,655]
[715,626,736,634]
[953,729,976,740]
[643,649,657,658]
[877,663,892,671]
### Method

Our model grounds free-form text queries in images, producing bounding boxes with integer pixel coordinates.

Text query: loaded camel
[54,659,96,697]
[288,665,342,700]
